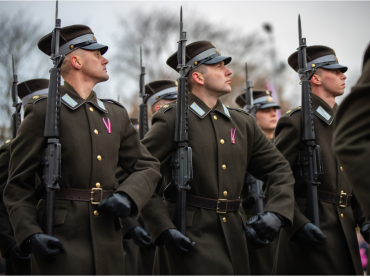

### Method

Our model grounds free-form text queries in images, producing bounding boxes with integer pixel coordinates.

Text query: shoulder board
[3,139,12,146]
[227,106,250,116]
[160,101,177,113]
[27,95,47,105]
[99,99,125,109]
[284,106,301,117]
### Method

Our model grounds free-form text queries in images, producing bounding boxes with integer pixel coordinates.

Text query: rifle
[41,0,65,235]
[243,63,264,214]
[170,7,193,235]
[11,56,21,138]
[138,46,149,139]
[296,15,323,227]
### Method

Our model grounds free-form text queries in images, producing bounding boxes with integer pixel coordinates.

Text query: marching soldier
[333,44,370,218]
[0,79,49,275]
[140,40,296,275]
[4,25,161,275]
[273,45,369,275]
[236,90,280,275]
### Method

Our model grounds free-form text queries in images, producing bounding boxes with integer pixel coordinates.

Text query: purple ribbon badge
[231,128,236,144]
[102,117,111,134]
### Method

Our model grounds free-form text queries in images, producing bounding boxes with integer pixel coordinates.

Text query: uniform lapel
[312,94,336,125]
[189,93,211,119]
[88,93,108,114]
[214,100,232,120]
[61,82,86,110]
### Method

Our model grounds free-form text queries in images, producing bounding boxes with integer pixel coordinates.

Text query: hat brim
[258,103,280,110]
[203,56,232,66]
[320,63,347,73]
[81,43,108,55]
[162,94,177,100]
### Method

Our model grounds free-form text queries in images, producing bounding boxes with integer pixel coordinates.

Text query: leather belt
[168,194,241,213]
[48,188,114,205]
[318,190,352,207]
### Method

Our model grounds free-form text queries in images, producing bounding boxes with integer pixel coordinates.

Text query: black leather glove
[159,229,195,254]
[245,226,269,249]
[247,212,284,242]
[129,226,153,248]
[5,243,30,263]
[360,224,370,242]
[27,233,63,260]
[98,192,137,218]
[291,223,326,245]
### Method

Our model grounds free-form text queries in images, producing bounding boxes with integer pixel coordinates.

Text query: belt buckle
[339,191,348,208]
[217,199,228,214]
[91,188,103,205]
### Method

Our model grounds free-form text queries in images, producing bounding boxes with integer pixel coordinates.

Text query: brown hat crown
[18,79,49,100]
[145,80,178,107]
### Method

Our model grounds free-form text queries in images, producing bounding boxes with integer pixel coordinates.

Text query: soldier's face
[82,50,109,83]
[320,68,347,97]
[203,61,232,96]
[256,107,278,133]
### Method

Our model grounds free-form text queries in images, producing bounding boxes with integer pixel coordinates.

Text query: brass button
[223,191,227,196]
[223,217,226,223]
[94,210,99,216]
[94,129,98,134]
[33,96,39,99]
[341,213,344,218]
[340,166,343,171]
[90,107,94,112]
[222,165,226,170]
[5,140,11,144]
[163,105,169,108]
[97,155,102,161]
[213,115,217,120]
[220,139,225,144]
[96,183,101,188]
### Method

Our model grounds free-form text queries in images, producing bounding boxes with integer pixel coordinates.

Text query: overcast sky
[1,1,369,106]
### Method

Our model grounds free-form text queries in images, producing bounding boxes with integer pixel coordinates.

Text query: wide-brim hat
[236,89,280,110]
[145,80,177,107]
[288,45,347,75]
[166,41,231,72]
[18,79,49,107]
[38,25,108,57]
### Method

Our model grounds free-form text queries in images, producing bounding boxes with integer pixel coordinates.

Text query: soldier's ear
[192,71,205,86]
[70,55,82,70]
[311,73,321,86]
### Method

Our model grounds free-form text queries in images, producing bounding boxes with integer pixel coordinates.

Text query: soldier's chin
[100,74,110,82]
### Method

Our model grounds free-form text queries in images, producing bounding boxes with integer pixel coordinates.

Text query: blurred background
[0,1,369,143]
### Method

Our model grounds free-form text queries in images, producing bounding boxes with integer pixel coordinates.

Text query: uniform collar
[312,94,337,125]
[188,92,231,120]
[61,82,107,113]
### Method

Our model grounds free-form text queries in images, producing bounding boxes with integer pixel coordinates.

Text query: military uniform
[333,44,370,218]
[273,46,367,275]
[4,25,161,275]
[235,90,280,275]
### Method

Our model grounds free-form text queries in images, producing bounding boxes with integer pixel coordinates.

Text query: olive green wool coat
[141,92,295,275]
[4,82,161,275]
[273,94,367,275]
[0,140,31,275]
[333,46,370,219]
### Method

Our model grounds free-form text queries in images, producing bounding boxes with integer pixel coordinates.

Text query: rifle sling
[168,194,240,212]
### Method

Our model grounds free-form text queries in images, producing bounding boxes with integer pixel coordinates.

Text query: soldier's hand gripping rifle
[296,15,323,227]
[171,7,193,235]
[41,0,65,235]
[243,63,264,214]
[138,47,149,139]
[11,56,22,138]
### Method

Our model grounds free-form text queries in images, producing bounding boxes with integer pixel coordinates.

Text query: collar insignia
[97,99,106,111]
[316,106,331,120]
[62,93,78,107]
[190,102,205,116]
[223,104,231,118]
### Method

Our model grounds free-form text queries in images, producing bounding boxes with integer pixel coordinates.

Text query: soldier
[333,44,370,218]
[140,40,296,275]
[0,79,49,275]
[4,24,161,275]
[273,45,369,275]
[146,80,178,115]
[236,89,280,275]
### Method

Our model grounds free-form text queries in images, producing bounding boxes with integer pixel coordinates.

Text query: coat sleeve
[4,104,46,251]
[0,142,17,256]
[140,108,177,243]
[274,115,310,238]
[115,107,162,213]
[246,116,295,226]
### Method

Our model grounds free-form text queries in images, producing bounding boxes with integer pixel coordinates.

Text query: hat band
[22,88,49,107]
[307,54,337,68]
[186,48,220,67]
[147,87,177,107]
[59,34,96,56]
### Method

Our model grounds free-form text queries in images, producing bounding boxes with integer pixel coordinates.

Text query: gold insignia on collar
[33,96,39,99]
[267,96,273,102]
[163,105,169,108]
